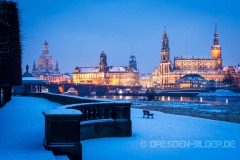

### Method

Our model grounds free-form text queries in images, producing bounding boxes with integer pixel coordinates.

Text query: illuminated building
[140,25,240,88]
[31,41,70,83]
[73,51,139,86]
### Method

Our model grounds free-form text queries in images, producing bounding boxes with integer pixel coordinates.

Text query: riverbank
[131,100,240,124]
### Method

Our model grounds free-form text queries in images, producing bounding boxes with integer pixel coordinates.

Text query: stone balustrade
[30,93,132,160]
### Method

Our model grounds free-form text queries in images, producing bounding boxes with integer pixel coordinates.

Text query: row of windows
[175,65,216,69]
[175,61,216,64]
[74,73,137,79]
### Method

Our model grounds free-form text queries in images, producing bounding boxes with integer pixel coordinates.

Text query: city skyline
[17,0,240,74]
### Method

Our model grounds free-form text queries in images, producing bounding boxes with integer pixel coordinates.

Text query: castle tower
[99,51,107,72]
[160,26,171,74]
[129,54,137,71]
[211,24,222,69]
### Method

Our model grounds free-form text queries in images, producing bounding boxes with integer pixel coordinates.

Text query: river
[86,95,240,105]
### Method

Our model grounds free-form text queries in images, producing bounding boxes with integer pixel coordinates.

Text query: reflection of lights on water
[168,96,170,101]
[162,96,165,101]
[226,99,228,105]
[200,97,203,103]
[102,96,107,99]
[180,97,183,101]
[124,96,132,100]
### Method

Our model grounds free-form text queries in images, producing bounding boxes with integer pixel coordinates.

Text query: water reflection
[226,98,228,105]
[161,96,165,101]
[87,95,240,105]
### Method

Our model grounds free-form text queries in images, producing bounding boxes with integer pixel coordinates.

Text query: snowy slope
[82,108,240,160]
[0,97,61,160]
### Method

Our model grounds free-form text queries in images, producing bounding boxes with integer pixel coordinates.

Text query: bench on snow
[143,110,154,118]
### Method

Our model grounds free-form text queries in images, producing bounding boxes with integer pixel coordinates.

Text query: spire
[161,26,169,52]
[32,60,37,72]
[44,40,48,45]
[210,23,222,70]
[213,23,219,45]
[215,22,218,34]
[43,40,49,53]
[54,60,59,73]
[161,26,170,62]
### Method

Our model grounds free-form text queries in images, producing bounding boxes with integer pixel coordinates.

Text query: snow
[0,96,60,160]
[140,74,151,79]
[80,119,114,125]
[131,100,240,123]
[198,89,240,97]
[223,66,228,71]
[22,76,47,83]
[82,108,240,160]
[79,67,99,73]
[108,66,127,72]
[44,107,82,116]
[1,96,239,160]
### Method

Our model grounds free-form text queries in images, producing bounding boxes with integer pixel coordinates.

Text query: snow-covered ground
[0,96,61,160]
[131,100,240,123]
[198,89,240,97]
[83,108,240,160]
[0,96,239,160]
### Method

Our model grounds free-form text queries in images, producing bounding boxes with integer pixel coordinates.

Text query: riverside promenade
[0,96,61,160]
[0,96,240,160]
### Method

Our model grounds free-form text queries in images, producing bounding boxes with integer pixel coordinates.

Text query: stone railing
[72,102,131,140]
[30,93,132,160]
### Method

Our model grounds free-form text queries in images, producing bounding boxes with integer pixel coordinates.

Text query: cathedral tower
[160,26,171,74]
[211,24,222,69]
[99,51,107,72]
[161,26,170,62]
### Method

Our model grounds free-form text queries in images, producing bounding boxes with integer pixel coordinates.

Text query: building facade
[73,51,139,86]
[140,25,240,88]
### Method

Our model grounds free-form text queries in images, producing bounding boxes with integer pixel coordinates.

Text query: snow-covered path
[82,108,240,160]
[0,96,239,160]
[0,96,61,160]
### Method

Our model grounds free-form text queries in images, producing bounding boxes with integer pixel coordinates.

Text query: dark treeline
[0,0,22,107]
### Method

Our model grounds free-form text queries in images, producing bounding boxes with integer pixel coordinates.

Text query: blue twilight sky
[16,0,240,74]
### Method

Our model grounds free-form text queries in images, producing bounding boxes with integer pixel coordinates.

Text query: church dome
[38,41,54,73]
